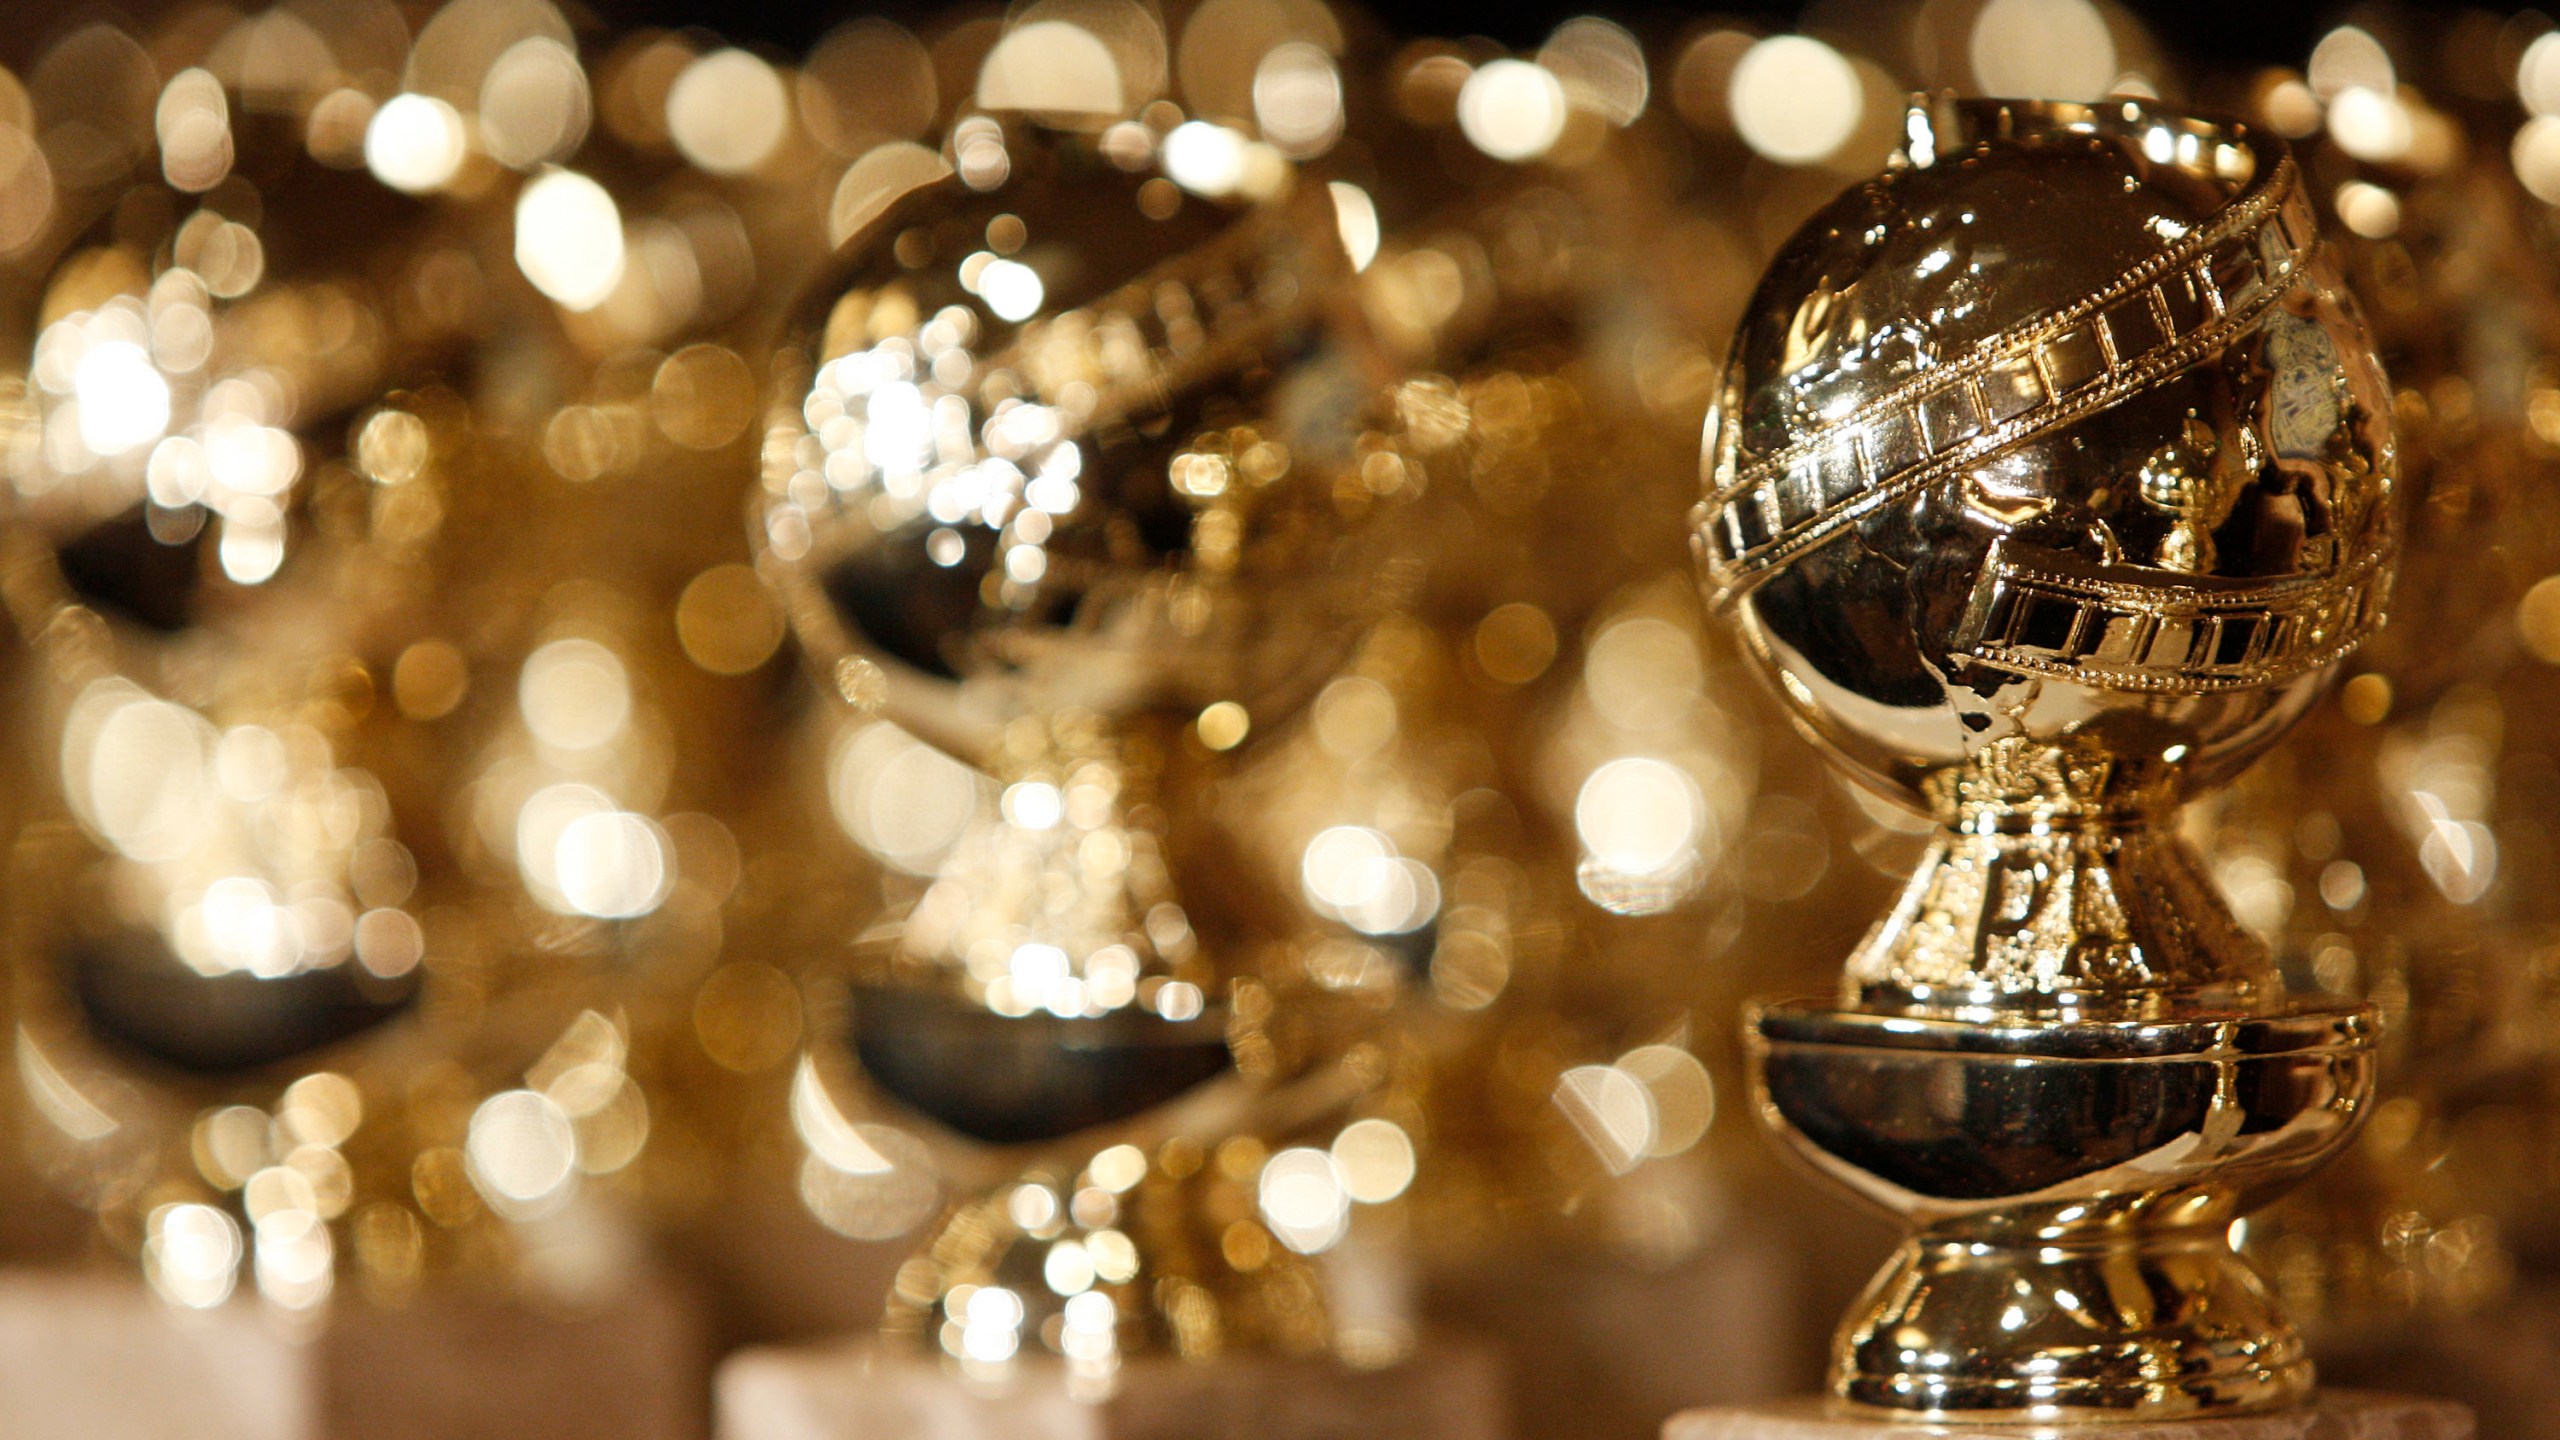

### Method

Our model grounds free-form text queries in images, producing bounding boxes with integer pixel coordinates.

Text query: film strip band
[996,189,1336,433]
[1699,140,2317,602]
[1953,536,2389,694]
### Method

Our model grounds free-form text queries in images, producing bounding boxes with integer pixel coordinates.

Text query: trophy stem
[1833,1226,2310,1417]
[883,1147,1335,1377]
[1847,811,2276,1019]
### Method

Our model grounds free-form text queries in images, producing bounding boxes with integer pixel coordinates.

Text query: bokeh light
[1456,59,1567,163]
[1729,36,1859,165]
[1258,1147,1351,1254]
[1969,0,2116,103]
[466,1089,580,1220]
[515,169,626,311]
[365,93,469,192]
[668,48,790,174]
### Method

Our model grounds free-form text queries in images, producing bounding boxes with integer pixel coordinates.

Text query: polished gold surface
[1701,98,2397,1420]
[1751,1003,2370,1413]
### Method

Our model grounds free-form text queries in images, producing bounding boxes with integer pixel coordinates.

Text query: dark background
[583,0,2455,69]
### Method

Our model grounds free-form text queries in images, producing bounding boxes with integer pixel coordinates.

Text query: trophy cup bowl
[1751,1004,2371,1412]
[1695,98,2396,1420]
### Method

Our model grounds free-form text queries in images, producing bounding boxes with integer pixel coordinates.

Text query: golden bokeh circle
[677,562,787,674]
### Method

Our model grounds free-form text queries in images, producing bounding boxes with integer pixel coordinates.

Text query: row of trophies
[0,0,2553,1430]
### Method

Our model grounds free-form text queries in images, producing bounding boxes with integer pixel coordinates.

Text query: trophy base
[1664,1390,2472,1440]
[1750,1000,2373,1417]
[0,1263,706,1440]
[715,1335,1505,1440]
[1835,1230,2307,1414]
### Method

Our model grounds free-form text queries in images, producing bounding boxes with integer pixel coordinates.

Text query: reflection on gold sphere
[1707,101,2395,823]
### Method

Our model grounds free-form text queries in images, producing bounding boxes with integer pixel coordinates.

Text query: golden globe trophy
[1668,99,2470,1437]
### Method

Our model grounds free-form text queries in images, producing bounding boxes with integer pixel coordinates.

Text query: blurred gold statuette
[756,112,1422,1375]
[0,7,777,1305]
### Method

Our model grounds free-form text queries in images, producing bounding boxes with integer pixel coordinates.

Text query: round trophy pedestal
[1752,1001,2369,1416]
[1663,1391,2472,1440]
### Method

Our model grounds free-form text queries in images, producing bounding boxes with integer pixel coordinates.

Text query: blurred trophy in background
[729,20,1797,1432]
[2208,46,2554,1326]
[1329,196,1751,1242]
[747,71,1475,1400]
[1258,32,1873,1432]
[0,46,495,1312]
[2196,18,2560,1409]
[0,6,822,1394]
